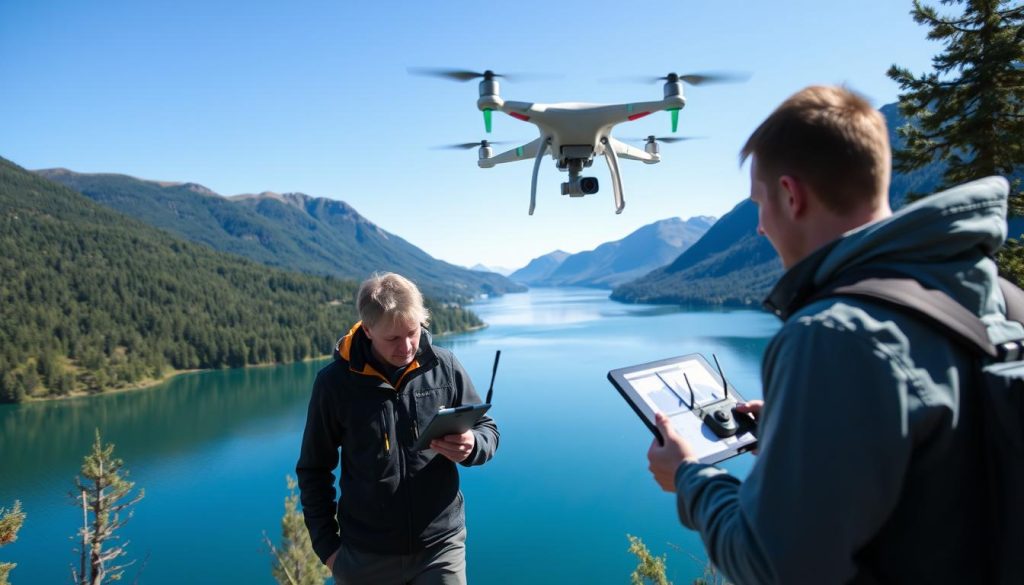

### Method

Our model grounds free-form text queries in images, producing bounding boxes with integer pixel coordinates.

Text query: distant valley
[509,216,714,288]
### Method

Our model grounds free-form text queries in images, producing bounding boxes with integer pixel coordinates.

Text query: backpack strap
[998,276,1024,323]
[817,277,999,358]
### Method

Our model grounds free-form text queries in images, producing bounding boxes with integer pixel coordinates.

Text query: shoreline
[17,323,489,404]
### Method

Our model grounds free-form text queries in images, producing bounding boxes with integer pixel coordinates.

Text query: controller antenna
[712,354,729,399]
[682,372,696,410]
[485,350,501,404]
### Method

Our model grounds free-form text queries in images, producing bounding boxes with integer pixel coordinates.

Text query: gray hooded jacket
[674,176,1019,584]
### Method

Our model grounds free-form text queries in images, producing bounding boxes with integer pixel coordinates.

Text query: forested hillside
[0,158,480,402]
[36,170,523,302]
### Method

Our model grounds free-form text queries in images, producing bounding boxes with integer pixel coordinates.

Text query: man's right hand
[735,400,764,454]
[735,400,764,420]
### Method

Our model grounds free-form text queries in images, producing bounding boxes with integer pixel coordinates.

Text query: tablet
[608,353,758,465]
[412,404,492,451]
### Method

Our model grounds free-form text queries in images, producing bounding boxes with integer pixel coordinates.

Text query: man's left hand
[431,430,475,463]
[647,412,698,492]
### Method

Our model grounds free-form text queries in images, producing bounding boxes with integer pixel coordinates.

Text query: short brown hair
[356,272,430,329]
[740,85,891,213]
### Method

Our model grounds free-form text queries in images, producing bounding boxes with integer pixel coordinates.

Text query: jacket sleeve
[674,315,915,585]
[295,370,344,564]
[450,353,499,467]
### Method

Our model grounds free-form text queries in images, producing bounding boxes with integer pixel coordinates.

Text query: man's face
[364,318,421,368]
[749,158,799,269]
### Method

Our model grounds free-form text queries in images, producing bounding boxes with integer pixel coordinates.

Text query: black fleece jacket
[296,322,499,561]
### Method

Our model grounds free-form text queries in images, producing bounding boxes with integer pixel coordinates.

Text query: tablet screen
[609,354,757,465]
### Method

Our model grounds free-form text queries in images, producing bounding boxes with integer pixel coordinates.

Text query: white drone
[411,68,746,215]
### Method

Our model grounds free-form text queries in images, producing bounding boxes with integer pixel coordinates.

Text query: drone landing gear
[601,137,625,214]
[529,137,551,215]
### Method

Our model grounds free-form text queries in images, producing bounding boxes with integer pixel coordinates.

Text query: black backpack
[817,274,1024,585]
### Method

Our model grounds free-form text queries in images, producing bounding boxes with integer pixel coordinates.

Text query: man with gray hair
[297,272,499,584]
[647,85,1016,583]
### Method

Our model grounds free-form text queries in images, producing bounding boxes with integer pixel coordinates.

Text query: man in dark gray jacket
[647,85,1019,583]
[297,272,499,585]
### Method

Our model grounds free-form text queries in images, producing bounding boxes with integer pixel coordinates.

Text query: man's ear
[777,175,808,220]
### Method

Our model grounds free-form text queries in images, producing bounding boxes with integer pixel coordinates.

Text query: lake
[0,288,779,584]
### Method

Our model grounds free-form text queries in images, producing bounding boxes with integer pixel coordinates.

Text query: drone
[411,67,747,215]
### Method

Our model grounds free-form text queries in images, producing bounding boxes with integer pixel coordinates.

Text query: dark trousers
[331,529,467,585]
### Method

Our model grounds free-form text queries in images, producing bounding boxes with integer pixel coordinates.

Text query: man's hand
[735,400,764,420]
[647,412,698,492]
[735,400,764,455]
[325,550,338,570]
[431,429,475,463]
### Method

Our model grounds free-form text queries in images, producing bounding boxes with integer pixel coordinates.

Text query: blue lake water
[0,288,779,584]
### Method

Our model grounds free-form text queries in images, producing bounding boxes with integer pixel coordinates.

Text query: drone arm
[530,137,551,215]
[601,137,625,214]
[606,137,659,164]
[478,138,544,168]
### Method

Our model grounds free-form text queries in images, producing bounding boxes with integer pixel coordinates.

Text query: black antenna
[485,350,501,404]
[655,371,686,408]
[712,353,729,399]
[682,372,696,410]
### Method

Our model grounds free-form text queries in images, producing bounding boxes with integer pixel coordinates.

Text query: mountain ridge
[35,169,524,302]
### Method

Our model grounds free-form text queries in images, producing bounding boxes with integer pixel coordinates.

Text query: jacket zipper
[380,407,391,458]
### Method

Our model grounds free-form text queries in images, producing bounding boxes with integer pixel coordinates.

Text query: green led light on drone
[483,109,493,133]
[669,108,680,133]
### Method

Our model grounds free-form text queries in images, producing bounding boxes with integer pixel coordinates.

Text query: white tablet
[608,353,758,465]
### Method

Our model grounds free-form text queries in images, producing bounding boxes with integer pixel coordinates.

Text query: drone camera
[561,176,600,197]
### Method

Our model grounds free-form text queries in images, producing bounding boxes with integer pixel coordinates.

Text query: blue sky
[1,0,938,269]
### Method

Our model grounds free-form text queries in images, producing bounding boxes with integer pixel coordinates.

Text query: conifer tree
[70,431,144,585]
[887,1,1024,199]
[888,1,1024,279]
[0,501,26,585]
[264,476,330,585]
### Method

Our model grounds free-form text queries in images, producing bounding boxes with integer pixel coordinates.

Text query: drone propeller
[433,140,514,151]
[599,71,751,86]
[625,135,704,144]
[407,67,560,83]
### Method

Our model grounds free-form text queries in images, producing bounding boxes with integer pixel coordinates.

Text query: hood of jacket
[764,175,1021,341]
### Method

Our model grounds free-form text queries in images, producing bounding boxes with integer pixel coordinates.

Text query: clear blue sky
[1,0,938,270]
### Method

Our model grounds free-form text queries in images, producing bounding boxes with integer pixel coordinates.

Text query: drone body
[414,68,743,215]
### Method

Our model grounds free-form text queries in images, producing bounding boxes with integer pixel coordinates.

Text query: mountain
[509,250,571,283]
[35,170,524,302]
[511,217,715,288]
[612,102,1012,307]
[611,201,778,305]
[470,263,513,276]
[0,157,481,402]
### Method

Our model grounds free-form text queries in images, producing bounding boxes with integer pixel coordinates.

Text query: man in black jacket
[297,272,499,584]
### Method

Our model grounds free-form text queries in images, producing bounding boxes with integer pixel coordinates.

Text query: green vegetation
[264,476,331,585]
[0,157,481,402]
[627,535,733,585]
[71,431,144,585]
[0,501,25,585]
[628,534,671,585]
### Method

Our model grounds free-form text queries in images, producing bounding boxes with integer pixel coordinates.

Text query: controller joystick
[703,405,740,438]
